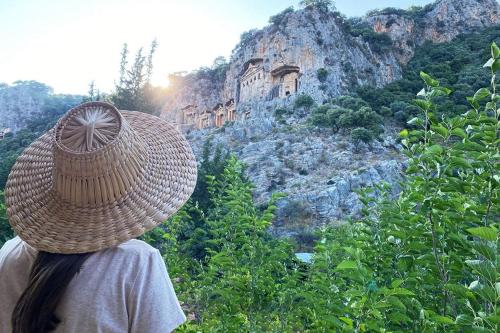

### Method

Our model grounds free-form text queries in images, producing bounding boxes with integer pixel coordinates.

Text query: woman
[0,102,198,332]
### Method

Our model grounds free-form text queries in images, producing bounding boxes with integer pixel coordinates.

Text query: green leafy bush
[348,22,393,53]
[299,0,334,12]
[309,97,383,142]
[293,94,315,110]
[141,43,499,333]
[0,192,13,248]
[316,68,328,83]
[350,127,373,145]
[274,107,288,119]
[378,106,392,117]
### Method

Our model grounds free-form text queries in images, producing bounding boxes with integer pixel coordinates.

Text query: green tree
[139,42,499,333]
[351,127,373,146]
[316,68,328,83]
[0,191,13,247]
[111,40,158,113]
[294,94,315,110]
[299,0,335,12]
[191,155,296,332]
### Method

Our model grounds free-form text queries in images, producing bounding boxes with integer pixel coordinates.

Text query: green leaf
[335,260,358,270]
[466,260,496,282]
[486,315,500,324]
[432,315,455,325]
[467,96,480,109]
[473,88,490,102]
[450,157,472,169]
[435,86,452,95]
[386,287,415,296]
[483,58,494,68]
[469,280,481,290]
[467,227,497,241]
[451,128,467,139]
[485,101,496,111]
[472,243,496,261]
[445,283,469,298]
[468,327,492,333]
[493,59,500,73]
[427,144,443,155]
[407,117,424,126]
[431,124,448,138]
[460,141,485,152]
[388,312,412,324]
[491,42,500,59]
[420,71,439,87]
[390,279,404,288]
[339,316,353,327]
[414,99,431,111]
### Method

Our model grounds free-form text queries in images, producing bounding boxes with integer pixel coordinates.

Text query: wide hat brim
[5,110,198,254]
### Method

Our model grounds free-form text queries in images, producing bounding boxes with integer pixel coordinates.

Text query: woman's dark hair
[11,251,92,333]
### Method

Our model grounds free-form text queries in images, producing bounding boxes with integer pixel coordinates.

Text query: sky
[0,0,435,95]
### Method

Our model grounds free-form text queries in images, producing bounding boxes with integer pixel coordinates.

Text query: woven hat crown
[52,102,147,208]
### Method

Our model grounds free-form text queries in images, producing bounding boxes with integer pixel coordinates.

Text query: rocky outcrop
[159,0,499,236]
[160,0,499,130]
[0,82,51,132]
[421,0,499,42]
[186,112,406,236]
[364,0,500,62]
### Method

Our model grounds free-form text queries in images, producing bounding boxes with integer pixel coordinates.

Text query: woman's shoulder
[100,238,159,258]
[0,236,36,259]
[86,239,162,276]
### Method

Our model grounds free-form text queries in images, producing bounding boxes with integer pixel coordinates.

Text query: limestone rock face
[421,0,500,42]
[158,0,499,236]
[186,114,406,236]
[364,0,500,62]
[160,0,499,128]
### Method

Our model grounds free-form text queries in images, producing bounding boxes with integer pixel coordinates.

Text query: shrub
[309,102,383,136]
[350,127,373,145]
[0,192,13,248]
[294,230,319,251]
[378,106,393,117]
[309,104,331,126]
[316,68,328,82]
[231,29,259,56]
[331,95,369,110]
[299,0,334,11]
[294,94,315,110]
[142,44,500,332]
[269,7,294,26]
[274,107,288,118]
[281,199,313,226]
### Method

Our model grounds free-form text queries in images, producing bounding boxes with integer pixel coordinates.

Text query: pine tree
[111,40,158,113]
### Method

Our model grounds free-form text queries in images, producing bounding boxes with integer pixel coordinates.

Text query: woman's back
[0,237,186,333]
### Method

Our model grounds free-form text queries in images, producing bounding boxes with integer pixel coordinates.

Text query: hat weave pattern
[5,102,198,254]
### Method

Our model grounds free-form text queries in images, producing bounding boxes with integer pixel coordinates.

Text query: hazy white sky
[0,0,434,94]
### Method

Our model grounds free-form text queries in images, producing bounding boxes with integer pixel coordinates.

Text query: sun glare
[151,74,170,89]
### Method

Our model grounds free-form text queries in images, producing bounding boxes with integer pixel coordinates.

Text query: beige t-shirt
[0,236,186,333]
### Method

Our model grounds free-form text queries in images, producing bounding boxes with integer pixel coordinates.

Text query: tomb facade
[165,58,302,132]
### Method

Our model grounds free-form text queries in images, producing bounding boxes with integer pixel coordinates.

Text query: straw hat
[4,102,198,254]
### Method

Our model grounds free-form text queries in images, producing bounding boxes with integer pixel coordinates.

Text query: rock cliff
[160,0,499,237]
[161,0,499,131]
